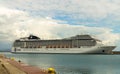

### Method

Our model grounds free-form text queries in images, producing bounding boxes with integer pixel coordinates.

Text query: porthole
[102,50,105,52]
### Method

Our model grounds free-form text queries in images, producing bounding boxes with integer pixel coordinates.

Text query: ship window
[50,46,52,48]
[58,46,60,48]
[102,50,105,52]
[66,46,68,48]
[54,46,56,48]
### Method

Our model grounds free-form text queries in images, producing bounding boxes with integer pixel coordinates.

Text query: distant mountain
[0,49,10,52]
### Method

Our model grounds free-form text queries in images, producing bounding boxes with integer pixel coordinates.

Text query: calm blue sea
[0,52,120,74]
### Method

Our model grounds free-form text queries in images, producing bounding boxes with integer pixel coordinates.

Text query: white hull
[11,46,115,54]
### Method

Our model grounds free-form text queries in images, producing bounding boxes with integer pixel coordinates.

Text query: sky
[0,0,120,51]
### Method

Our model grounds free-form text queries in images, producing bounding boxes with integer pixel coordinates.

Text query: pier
[0,54,48,74]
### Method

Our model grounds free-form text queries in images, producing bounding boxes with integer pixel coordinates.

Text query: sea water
[0,52,120,74]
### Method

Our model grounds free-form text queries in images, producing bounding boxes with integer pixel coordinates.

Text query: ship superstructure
[11,35,116,54]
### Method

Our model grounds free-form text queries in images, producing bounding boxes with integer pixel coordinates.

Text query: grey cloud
[1,0,120,19]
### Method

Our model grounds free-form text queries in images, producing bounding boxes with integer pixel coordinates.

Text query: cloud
[96,31,120,45]
[0,2,120,50]
[0,6,120,43]
[2,0,120,19]
[0,6,28,41]
[1,0,119,31]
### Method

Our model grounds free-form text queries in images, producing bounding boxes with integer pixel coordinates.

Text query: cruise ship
[11,35,116,54]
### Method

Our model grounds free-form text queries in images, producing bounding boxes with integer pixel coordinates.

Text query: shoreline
[0,54,47,74]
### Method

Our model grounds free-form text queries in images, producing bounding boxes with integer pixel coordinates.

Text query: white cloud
[0,6,28,41]
[0,5,120,50]
[0,7,119,40]
[2,0,120,19]
[0,7,25,17]
[96,31,120,45]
